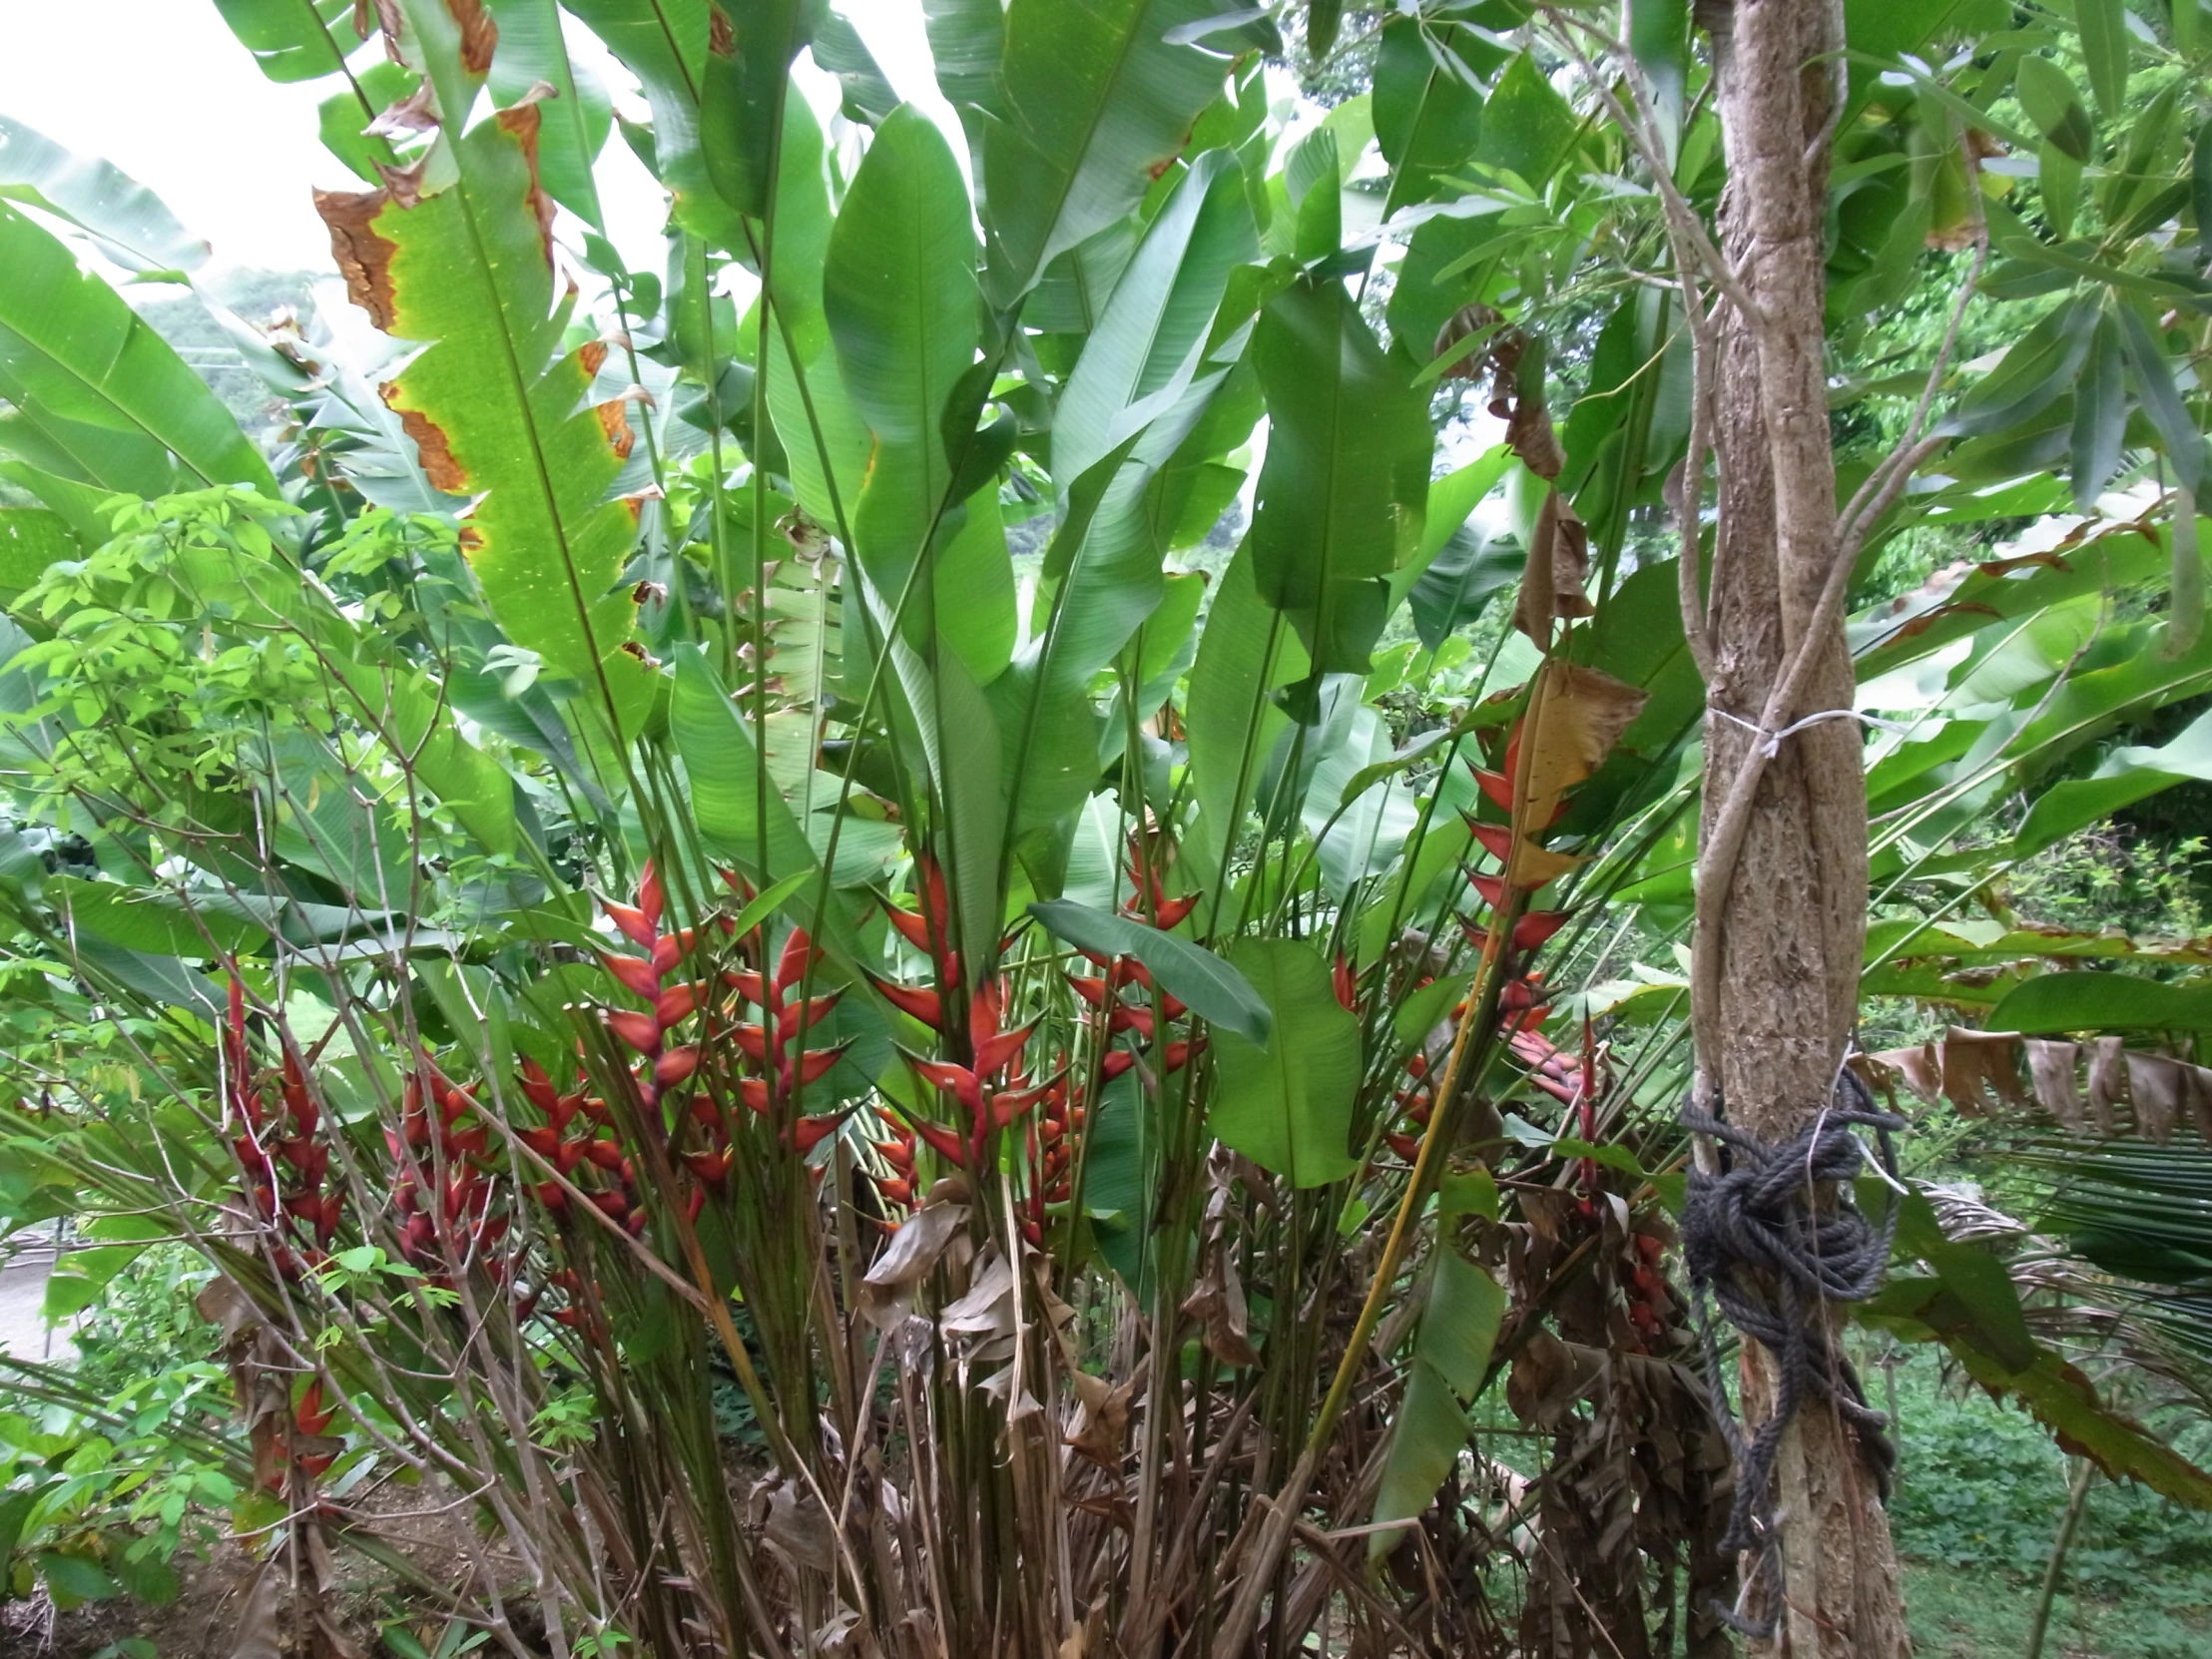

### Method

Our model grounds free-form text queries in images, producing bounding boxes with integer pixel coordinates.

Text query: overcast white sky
[0,0,953,282]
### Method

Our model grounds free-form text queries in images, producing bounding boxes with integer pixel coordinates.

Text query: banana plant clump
[0,0,2209,1652]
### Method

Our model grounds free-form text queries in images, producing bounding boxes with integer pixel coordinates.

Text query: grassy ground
[1881,1346,2212,1659]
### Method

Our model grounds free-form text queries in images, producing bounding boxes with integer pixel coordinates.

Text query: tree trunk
[1699,0,1912,1653]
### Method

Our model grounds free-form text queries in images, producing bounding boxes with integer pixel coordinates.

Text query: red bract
[605,900,655,950]
[603,952,660,1000]
[1332,953,1358,1013]
[870,975,943,1029]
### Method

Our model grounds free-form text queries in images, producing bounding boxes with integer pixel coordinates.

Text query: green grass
[1882,1347,2212,1659]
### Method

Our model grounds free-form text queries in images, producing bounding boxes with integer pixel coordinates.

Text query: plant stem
[2025,1457,2095,1659]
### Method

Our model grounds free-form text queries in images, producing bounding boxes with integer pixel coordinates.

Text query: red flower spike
[733,1024,771,1064]
[686,1148,734,1185]
[686,1187,707,1224]
[974,1020,1034,1079]
[877,1175,913,1207]
[776,927,817,992]
[1160,992,1188,1021]
[905,1115,969,1167]
[638,860,664,928]
[740,1077,772,1115]
[1512,910,1569,950]
[787,1115,843,1156]
[968,983,1003,1048]
[1472,769,1514,814]
[1111,1005,1154,1040]
[778,992,841,1045]
[520,1059,560,1114]
[603,953,661,1000]
[1463,819,1514,863]
[652,928,696,976]
[883,904,935,955]
[871,976,944,1029]
[726,969,771,1007]
[591,1191,630,1223]
[990,1082,1054,1127]
[1066,975,1110,1010]
[607,1008,660,1054]
[1386,1133,1423,1163]
[656,1046,701,1087]
[1151,892,1199,930]
[1467,871,1509,910]
[1500,979,1536,1013]
[906,1055,983,1115]
[520,1127,563,1160]
[1332,953,1358,1013]
[1162,1038,1203,1073]
[605,900,655,950]
[655,983,699,1029]
[879,1139,914,1174]
[1100,1051,1137,1081]
[790,1046,846,1086]
[585,1139,626,1173]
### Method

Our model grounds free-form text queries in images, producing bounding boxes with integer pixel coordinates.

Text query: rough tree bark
[1696,0,1914,1654]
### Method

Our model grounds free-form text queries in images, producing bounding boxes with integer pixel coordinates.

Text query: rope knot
[1679,1068,1906,1638]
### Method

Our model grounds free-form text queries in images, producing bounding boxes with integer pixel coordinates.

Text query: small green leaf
[2073,0,2128,118]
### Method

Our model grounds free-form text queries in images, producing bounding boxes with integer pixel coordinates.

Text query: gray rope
[1680,1068,1904,1640]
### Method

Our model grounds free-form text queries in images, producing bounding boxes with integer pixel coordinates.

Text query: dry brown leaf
[2087,1036,2128,1134]
[232,1556,284,1659]
[1064,1370,1133,1469]
[2023,1038,2085,1132]
[1512,490,1595,648]
[860,1203,969,1328]
[2126,1053,2184,1143]
[1180,1248,1260,1368]
[1862,1043,1942,1107]
[1516,662,1647,834]
[313,188,399,330]
[1939,1027,2026,1115]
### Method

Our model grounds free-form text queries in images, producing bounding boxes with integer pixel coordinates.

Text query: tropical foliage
[0,0,2209,1654]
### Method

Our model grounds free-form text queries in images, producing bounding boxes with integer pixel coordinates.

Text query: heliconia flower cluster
[222,978,340,1282]
[388,1056,516,1282]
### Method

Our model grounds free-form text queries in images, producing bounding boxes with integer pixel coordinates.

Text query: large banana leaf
[1249,276,1431,674]
[0,205,276,500]
[979,0,1235,306]
[315,104,654,736]
[823,105,1013,685]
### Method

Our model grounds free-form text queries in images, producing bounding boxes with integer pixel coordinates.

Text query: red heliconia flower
[1472,768,1514,815]
[639,859,665,929]
[1150,892,1199,930]
[520,1058,561,1114]
[605,900,655,950]
[656,983,700,1028]
[607,1008,661,1054]
[1161,1038,1203,1073]
[1100,1051,1137,1082]
[1332,953,1358,1013]
[656,1046,701,1086]
[1463,818,1513,863]
[907,1055,983,1116]
[651,929,696,976]
[1466,870,1510,911]
[1386,1132,1423,1164]
[603,952,660,1000]
[870,974,943,1029]
[786,1114,845,1156]
[877,1175,913,1207]
[1513,910,1569,949]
